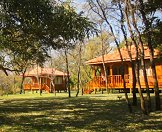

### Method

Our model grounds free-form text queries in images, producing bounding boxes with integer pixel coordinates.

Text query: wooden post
[40,77,42,95]
[128,65,133,90]
[110,65,113,75]
[130,88,132,94]
[110,65,113,86]
[88,84,90,94]
[46,76,47,87]
[92,66,96,77]
[40,68,42,95]
[50,77,51,93]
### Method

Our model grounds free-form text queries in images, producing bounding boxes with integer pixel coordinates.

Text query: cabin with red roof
[84,45,162,94]
[23,67,68,93]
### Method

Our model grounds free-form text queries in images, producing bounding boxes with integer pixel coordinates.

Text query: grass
[0,92,162,132]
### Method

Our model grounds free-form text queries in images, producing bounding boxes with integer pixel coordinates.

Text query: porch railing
[83,75,129,94]
[90,74,129,88]
[139,75,162,88]
[84,74,162,94]
[23,83,49,92]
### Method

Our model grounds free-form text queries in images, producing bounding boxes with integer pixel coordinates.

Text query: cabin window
[41,78,44,84]
[124,64,128,74]
[113,66,122,75]
[113,66,118,75]
[42,77,47,84]
[139,66,152,76]
[112,65,128,75]
[156,65,162,76]
[55,77,63,84]
[147,68,152,76]
[96,67,101,76]
[106,67,110,76]
[119,66,123,75]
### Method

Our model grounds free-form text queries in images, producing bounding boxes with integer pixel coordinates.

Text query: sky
[54,0,162,52]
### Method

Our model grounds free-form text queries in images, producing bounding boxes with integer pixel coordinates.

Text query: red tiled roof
[24,67,67,77]
[86,45,161,65]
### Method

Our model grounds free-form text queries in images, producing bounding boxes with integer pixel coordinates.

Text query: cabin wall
[41,76,67,92]
[47,78,51,88]
[90,60,162,89]
[156,64,162,76]
[24,76,67,92]
[93,60,162,77]
[156,63,162,88]
[55,76,67,91]
[32,77,38,83]
[93,62,130,76]
[40,77,50,87]
[128,60,162,88]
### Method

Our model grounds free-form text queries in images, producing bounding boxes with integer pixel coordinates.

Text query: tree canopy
[0,0,95,74]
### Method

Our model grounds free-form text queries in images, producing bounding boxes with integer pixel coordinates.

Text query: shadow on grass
[0,94,162,132]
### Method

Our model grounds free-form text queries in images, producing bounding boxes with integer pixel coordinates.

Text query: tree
[0,0,56,75]
[0,0,95,83]
[76,42,82,97]
[97,23,112,94]
[51,3,96,97]
[124,0,151,114]
[137,0,161,110]
[50,33,110,96]
[117,1,137,106]
[0,71,20,95]
[86,0,132,113]
[143,21,162,51]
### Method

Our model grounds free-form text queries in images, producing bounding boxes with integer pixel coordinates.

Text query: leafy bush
[0,71,21,95]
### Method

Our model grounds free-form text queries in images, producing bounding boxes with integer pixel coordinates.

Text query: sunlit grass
[0,92,162,132]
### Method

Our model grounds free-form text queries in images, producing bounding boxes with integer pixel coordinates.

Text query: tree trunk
[102,55,108,94]
[118,1,137,106]
[95,0,132,113]
[20,67,27,94]
[89,0,132,112]
[128,0,151,112]
[135,60,147,115]
[131,63,137,106]
[51,79,56,96]
[124,0,147,114]
[138,0,161,110]
[99,24,109,94]
[20,74,25,94]
[76,43,82,97]
[65,49,71,97]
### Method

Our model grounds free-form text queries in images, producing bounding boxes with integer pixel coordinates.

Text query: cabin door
[112,64,128,75]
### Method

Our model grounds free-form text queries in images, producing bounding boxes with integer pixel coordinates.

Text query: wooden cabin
[84,45,162,94]
[23,67,68,93]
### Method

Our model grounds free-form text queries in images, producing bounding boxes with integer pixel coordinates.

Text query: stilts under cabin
[84,45,162,94]
[23,67,68,93]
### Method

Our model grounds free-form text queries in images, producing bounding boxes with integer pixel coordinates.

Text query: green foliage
[0,72,20,95]
[142,21,162,51]
[143,0,162,13]
[152,21,162,51]
[138,0,162,50]
[50,32,111,89]
[51,4,96,48]
[0,0,55,72]
[0,0,95,74]
[84,31,111,60]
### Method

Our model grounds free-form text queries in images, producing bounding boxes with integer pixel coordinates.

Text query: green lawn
[0,92,162,132]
